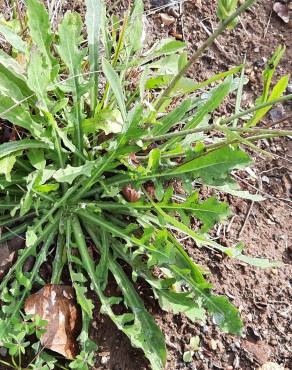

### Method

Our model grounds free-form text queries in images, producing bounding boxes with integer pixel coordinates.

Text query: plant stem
[15,0,24,33]
[0,223,27,243]
[154,0,257,111]
[159,132,291,159]
[33,182,80,230]
[145,125,292,143]
[0,211,35,228]
[233,54,246,127]
[51,233,66,284]
[143,94,292,142]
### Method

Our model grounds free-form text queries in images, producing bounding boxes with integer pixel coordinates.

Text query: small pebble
[101,356,109,365]
[270,339,278,346]
[0,347,7,357]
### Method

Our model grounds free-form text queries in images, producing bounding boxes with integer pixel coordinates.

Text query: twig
[143,94,292,142]
[180,0,186,41]
[199,20,237,64]
[154,0,257,111]
[238,200,255,237]
[232,173,292,208]
[266,112,292,128]
[15,0,24,33]
[226,215,237,233]
[263,9,272,39]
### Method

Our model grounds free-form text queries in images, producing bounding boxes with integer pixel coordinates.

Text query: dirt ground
[0,1,291,370]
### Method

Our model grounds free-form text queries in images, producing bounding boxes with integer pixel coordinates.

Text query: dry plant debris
[273,2,290,23]
[24,284,82,359]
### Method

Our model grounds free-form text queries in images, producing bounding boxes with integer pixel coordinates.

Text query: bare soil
[0,1,291,370]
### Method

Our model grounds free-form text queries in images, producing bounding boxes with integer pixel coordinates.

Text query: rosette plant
[0,0,291,368]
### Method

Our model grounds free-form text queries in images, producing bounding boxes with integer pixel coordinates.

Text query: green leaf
[147,148,161,172]
[185,76,233,128]
[95,230,109,290]
[57,12,85,77]
[172,265,243,335]
[163,77,233,149]
[34,183,59,193]
[0,96,44,138]
[186,195,231,232]
[0,64,31,101]
[157,290,206,322]
[167,146,251,182]
[27,0,57,75]
[126,0,144,52]
[208,178,265,201]
[190,336,200,351]
[102,58,127,121]
[0,49,25,76]
[0,155,17,181]
[85,0,102,112]
[0,22,27,53]
[81,109,123,135]
[149,54,182,75]
[204,294,242,333]
[27,50,51,107]
[73,218,166,370]
[217,0,239,28]
[0,64,27,105]
[238,255,282,268]
[0,140,51,159]
[183,351,193,363]
[151,99,192,136]
[26,228,38,248]
[262,46,286,101]
[247,74,289,127]
[144,38,186,57]
[74,283,94,318]
[57,11,86,152]
[53,161,96,184]
[109,258,167,370]
[27,149,46,170]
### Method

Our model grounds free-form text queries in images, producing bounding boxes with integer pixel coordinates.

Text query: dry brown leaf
[273,2,290,23]
[0,236,24,280]
[0,243,16,280]
[122,184,141,202]
[24,284,82,359]
[145,182,156,199]
[242,340,272,365]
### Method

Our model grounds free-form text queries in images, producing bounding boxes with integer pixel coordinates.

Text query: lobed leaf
[27,0,58,76]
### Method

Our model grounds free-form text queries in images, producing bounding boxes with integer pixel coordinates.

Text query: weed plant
[0,0,291,369]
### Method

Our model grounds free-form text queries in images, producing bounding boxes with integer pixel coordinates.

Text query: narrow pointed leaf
[0,140,51,159]
[102,58,127,121]
[85,0,102,113]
